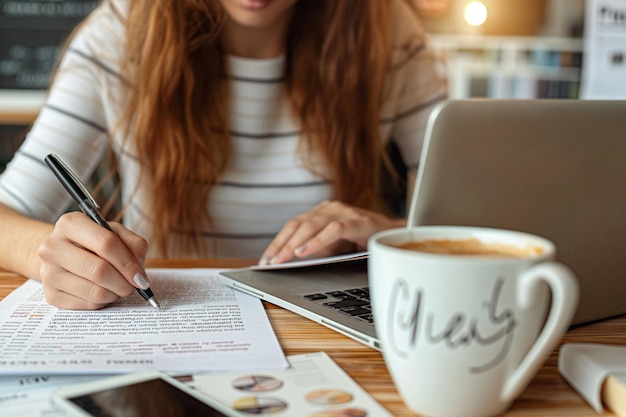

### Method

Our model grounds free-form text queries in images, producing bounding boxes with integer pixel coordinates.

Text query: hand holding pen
[40,153,161,310]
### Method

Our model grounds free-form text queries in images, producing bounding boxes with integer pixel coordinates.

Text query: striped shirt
[0,0,446,259]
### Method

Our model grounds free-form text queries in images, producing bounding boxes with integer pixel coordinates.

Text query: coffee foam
[394,238,544,258]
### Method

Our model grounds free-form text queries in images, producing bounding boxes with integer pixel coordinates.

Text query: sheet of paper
[0,268,287,375]
[250,251,369,270]
[0,374,103,417]
[192,352,393,417]
[581,0,626,98]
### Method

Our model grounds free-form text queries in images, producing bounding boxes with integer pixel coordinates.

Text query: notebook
[219,99,626,349]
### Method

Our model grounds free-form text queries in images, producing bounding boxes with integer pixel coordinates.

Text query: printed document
[581,0,626,98]
[0,268,287,375]
[192,352,393,417]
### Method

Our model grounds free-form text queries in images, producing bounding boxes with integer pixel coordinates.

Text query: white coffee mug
[368,226,579,417]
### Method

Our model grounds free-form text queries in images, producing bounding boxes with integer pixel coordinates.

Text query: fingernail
[295,244,308,256]
[269,255,280,265]
[139,258,145,268]
[259,255,270,266]
[133,273,150,290]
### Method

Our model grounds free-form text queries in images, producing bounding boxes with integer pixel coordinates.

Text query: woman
[0,0,446,309]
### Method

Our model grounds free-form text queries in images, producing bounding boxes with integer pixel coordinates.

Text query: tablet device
[52,371,242,417]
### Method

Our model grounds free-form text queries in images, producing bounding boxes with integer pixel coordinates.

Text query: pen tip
[149,298,162,310]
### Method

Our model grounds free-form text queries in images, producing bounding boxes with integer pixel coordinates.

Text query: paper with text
[0,268,287,375]
[581,0,626,98]
[192,352,393,417]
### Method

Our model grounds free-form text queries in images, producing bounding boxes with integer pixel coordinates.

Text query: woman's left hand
[259,200,406,265]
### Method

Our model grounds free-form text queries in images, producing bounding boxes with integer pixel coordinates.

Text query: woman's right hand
[36,212,149,310]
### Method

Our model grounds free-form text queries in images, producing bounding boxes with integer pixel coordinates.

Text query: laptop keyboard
[303,287,374,324]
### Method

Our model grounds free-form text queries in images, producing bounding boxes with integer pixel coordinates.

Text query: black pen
[44,153,161,310]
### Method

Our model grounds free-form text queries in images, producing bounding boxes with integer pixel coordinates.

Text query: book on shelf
[457,73,580,99]
[428,34,583,99]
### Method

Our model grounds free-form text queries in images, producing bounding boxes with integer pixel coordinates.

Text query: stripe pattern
[0,0,447,258]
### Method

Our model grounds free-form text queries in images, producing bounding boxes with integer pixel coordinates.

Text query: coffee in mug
[368,226,579,417]
[394,238,544,258]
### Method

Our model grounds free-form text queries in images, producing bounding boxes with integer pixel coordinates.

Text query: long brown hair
[120,0,393,256]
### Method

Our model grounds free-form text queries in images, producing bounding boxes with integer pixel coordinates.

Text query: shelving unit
[0,90,43,123]
[427,34,584,99]
[0,34,587,170]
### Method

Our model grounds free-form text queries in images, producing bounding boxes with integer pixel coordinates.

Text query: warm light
[464,1,488,27]
[412,0,453,18]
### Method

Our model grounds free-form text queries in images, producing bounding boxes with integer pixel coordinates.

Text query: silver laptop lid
[408,99,626,325]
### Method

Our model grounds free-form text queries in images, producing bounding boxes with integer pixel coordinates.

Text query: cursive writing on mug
[386,277,517,373]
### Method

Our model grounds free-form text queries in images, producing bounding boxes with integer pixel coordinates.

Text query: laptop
[219,99,626,350]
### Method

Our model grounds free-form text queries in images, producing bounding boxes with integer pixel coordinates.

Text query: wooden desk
[1,260,624,417]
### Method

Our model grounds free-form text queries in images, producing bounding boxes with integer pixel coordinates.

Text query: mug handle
[501,262,579,402]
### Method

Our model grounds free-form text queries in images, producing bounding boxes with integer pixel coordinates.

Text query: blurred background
[0,0,595,170]
[415,0,584,37]
[413,0,586,100]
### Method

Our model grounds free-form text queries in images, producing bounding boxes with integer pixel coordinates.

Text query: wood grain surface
[1,259,623,417]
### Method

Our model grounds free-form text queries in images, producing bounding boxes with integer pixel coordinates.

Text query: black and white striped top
[0,0,446,258]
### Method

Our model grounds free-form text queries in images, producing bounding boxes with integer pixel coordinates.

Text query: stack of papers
[0,266,392,417]
[0,268,288,415]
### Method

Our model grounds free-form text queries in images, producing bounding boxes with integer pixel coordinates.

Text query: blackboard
[0,0,99,89]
